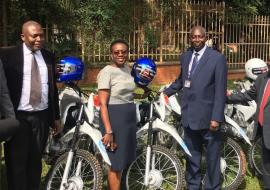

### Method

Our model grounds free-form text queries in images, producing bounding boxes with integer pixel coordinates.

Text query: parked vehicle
[45,82,109,190]
[163,90,247,190]
[125,90,188,190]
[228,80,263,177]
[226,58,269,178]
[47,86,191,189]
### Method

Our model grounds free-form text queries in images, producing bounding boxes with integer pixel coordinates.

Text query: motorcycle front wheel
[125,145,184,190]
[45,149,103,190]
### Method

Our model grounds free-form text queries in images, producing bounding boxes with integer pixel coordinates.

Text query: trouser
[262,137,270,190]
[5,109,50,190]
[184,127,221,190]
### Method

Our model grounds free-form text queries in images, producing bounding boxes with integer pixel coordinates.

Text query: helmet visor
[252,66,268,76]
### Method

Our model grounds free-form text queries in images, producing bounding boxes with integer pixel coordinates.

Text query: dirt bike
[49,86,191,189]
[162,90,248,190]
[125,90,190,190]
[44,82,109,190]
[227,80,263,177]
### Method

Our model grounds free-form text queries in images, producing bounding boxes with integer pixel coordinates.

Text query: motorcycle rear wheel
[201,137,246,190]
[248,136,263,177]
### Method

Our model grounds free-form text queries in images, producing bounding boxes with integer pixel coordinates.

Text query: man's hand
[209,120,219,131]
[227,89,233,96]
[52,119,62,136]
[162,93,169,105]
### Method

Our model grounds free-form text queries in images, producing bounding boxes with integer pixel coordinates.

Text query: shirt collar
[23,43,41,55]
[193,45,207,56]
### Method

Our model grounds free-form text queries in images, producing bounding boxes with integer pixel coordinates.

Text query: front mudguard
[224,115,252,146]
[62,122,111,166]
[136,118,191,157]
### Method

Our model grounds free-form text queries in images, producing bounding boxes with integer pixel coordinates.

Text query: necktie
[29,52,41,108]
[258,79,270,126]
[189,52,199,78]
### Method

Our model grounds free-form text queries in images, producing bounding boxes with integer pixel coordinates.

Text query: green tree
[224,0,270,17]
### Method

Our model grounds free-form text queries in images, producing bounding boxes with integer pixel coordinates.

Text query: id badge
[184,80,191,88]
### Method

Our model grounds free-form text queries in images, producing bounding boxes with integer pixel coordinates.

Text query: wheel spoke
[46,150,102,190]
[126,145,183,190]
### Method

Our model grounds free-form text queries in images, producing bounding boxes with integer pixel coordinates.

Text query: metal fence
[2,0,269,69]
[86,0,226,64]
[83,1,270,70]
[224,15,270,69]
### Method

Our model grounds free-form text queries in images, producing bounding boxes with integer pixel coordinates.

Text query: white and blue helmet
[57,56,84,82]
[131,57,157,87]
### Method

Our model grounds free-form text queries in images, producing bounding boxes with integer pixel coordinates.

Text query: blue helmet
[57,56,84,82]
[131,57,157,87]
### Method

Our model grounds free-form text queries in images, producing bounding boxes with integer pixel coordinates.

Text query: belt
[16,109,48,115]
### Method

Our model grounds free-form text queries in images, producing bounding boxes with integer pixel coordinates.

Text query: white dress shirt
[17,43,48,111]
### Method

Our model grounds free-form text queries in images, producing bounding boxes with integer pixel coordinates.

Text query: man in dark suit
[227,62,270,189]
[0,59,19,142]
[0,59,15,120]
[0,20,61,190]
[164,26,227,190]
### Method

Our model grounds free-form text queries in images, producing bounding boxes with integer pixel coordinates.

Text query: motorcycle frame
[57,82,110,190]
[136,91,191,186]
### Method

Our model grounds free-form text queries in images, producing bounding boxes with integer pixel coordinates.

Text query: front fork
[144,103,158,186]
[60,104,84,190]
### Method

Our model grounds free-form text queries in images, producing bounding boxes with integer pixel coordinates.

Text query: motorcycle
[162,89,248,190]
[227,80,263,177]
[44,82,109,190]
[48,85,192,189]
[125,90,188,189]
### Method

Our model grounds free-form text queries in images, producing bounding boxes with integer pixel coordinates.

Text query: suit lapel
[183,51,193,79]
[263,78,270,107]
[41,49,54,104]
[257,75,269,106]
[41,49,53,84]
[17,45,24,92]
[191,48,210,81]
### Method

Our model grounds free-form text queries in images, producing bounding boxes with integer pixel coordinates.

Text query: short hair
[22,20,42,33]
[110,39,129,52]
[190,26,206,37]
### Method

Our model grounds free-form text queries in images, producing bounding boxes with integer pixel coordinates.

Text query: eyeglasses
[190,35,205,39]
[112,50,128,56]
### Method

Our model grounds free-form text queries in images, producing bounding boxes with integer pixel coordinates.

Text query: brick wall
[75,64,245,86]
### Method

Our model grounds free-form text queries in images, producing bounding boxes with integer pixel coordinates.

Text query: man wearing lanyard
[227,60,270,190]
[164,25,227,190]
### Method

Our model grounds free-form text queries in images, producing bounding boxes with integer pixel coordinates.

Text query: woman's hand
[102,133,113,147]
[99,89,117,151]
[102,133,118,151]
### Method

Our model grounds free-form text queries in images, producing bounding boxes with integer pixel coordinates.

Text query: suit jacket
[0,44,60,124]
[228,72,270,149]
[164,47,227,130]
[0,59,15,119]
